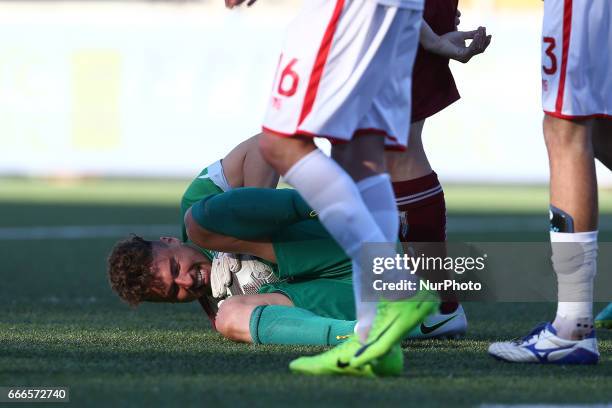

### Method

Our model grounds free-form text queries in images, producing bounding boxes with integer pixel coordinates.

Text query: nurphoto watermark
[358,242,612,302]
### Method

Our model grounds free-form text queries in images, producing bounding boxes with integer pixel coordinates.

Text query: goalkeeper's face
[148,237,212,303]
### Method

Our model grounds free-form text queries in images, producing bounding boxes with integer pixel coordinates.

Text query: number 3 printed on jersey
[542,36,557,75]
[277,56,300,97]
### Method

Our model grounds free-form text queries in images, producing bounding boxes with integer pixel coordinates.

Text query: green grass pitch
[1,178,612,407]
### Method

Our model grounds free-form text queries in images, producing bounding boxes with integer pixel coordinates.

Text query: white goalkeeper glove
[210,252,241,299]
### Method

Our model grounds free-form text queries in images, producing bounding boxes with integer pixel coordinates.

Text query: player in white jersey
[260,0,421,148]
[225,0,439,376]
[489,0,612,365]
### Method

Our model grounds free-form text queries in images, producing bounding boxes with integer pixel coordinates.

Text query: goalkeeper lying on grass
[107,135,465,346]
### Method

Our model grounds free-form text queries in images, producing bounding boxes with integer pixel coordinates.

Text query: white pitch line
[0,224,178,240]
[0,217,611,240]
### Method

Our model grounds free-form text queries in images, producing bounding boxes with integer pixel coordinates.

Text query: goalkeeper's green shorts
[258,275,355,321]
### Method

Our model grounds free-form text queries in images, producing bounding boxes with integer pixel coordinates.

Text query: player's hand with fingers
[225,0,257,9]
[440,26,492,63]
[211,252,241,299]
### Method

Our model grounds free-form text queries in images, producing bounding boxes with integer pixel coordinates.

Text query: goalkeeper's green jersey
[180,161,226,261]
[180,161,354,320]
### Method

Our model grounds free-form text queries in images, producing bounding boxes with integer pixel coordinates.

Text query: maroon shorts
[411,0,461,123]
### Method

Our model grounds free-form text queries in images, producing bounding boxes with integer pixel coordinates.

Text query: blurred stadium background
[1,1,612,406]
[1,0,610,183]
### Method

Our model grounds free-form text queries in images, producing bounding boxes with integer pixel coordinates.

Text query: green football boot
[370,342,403,377]
[595,303,612,329]
[289,335,403,377]
[350,289,439,368]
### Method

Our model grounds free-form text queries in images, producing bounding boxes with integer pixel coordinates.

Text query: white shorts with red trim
[262,0,422,150]
[541,0,612,120]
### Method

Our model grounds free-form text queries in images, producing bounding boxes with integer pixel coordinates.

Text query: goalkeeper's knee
[216,297,252,342]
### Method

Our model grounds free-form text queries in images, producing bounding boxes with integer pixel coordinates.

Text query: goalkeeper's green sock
[190,188,314,239]
[249,305,356,346]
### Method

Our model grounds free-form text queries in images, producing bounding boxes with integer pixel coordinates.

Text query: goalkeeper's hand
[211,252,241,299]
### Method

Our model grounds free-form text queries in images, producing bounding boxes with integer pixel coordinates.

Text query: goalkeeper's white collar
[199,160,232,192]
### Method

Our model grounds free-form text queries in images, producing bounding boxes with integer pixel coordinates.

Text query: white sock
[357,172,418,291]
[357,174,399,243]
[284,150,392,341]
[354,173,412,338]
[551,230,598,339]
[352,260,377,342]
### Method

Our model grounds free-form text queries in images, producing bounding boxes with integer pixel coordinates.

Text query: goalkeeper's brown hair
[107,235,156,306]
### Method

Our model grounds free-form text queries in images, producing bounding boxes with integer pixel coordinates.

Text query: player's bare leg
[546,116,598,233]
[331,133,387,181]
[544,115,598,341]
[385,120,431,180]
[258,133,317,175]
[487,115,601,364]
[544,114,599,336]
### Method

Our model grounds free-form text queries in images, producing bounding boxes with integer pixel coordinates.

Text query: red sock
[393,172,446,242]
[392,172,457,314]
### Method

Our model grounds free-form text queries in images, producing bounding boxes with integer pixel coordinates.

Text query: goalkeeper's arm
[188,187,315,240]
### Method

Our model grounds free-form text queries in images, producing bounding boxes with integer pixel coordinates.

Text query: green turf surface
[1,179,612,407]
